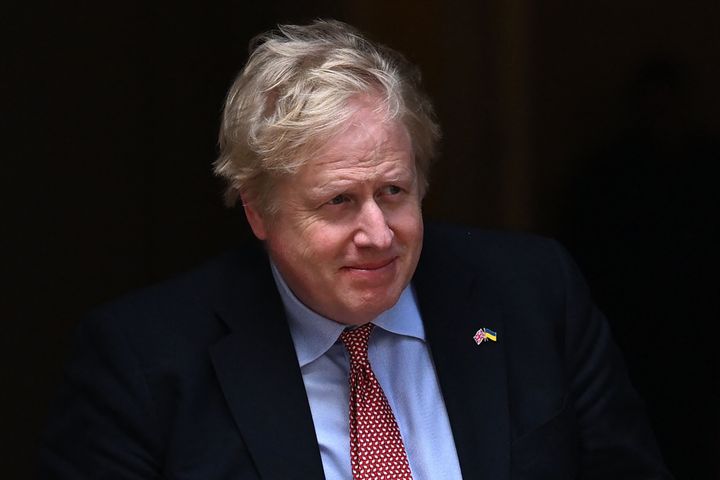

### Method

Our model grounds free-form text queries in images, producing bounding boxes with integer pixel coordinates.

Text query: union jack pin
[473,327,498,345]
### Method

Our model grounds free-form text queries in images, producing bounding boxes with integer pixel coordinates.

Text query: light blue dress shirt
[270,263,463,480]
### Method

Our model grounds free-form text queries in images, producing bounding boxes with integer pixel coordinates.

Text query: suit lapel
[414,232,510,480]
[208,249,325,479]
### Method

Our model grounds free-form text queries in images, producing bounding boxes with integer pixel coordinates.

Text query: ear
[241,194,268,240]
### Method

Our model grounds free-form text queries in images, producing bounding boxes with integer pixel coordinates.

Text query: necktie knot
[340,323,374,366]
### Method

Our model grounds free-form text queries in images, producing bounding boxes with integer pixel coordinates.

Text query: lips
[343,256,397,271]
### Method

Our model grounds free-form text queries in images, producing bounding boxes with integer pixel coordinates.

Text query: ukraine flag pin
[473,327,498,345]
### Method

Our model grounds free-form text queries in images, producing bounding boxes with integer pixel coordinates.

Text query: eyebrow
[310,167,415,196]
[309,180,354,199]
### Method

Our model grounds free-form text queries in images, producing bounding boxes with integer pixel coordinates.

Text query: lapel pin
[473,327,498,345]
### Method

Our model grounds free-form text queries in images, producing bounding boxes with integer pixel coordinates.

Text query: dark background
[4,1,718,478]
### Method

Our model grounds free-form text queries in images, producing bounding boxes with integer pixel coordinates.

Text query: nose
[353,200,393,249]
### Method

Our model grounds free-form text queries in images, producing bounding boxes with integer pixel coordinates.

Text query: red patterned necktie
[340,323,413,479]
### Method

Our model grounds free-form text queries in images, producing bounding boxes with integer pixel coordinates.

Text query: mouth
[343,257,398,271]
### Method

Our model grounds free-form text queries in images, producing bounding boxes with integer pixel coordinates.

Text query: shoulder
[424,222,561,256]
[93,246,263,316]
[77,242,272,361]
[418,223,587,332]
[422,222,573,283]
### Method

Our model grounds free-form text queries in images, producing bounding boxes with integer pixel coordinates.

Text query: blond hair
[214,19,440,214]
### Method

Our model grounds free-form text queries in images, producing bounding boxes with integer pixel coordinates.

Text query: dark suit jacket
[39,225,672,479]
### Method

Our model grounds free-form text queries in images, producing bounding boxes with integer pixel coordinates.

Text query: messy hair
[214,19,440,215]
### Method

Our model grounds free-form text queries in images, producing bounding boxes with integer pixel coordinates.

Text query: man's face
[245,97,423,325]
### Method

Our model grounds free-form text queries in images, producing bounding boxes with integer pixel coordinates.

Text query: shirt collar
[270,262,425,367]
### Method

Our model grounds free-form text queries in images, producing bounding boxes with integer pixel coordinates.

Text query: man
[40,20,672,479]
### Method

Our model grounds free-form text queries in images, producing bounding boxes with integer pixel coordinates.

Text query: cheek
[388,203,423,236]
[270,212,331,260]
[300,224,352,261]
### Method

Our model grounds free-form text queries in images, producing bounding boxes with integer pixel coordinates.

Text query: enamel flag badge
[473,327,498,345]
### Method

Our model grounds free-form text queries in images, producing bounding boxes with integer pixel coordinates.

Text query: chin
[361,294,401,318]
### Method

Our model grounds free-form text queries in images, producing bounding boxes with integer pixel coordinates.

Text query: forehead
[306,98,413,173]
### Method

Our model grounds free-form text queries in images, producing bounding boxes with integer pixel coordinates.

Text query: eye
[327,194,348,206]
[381,185,402,196]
